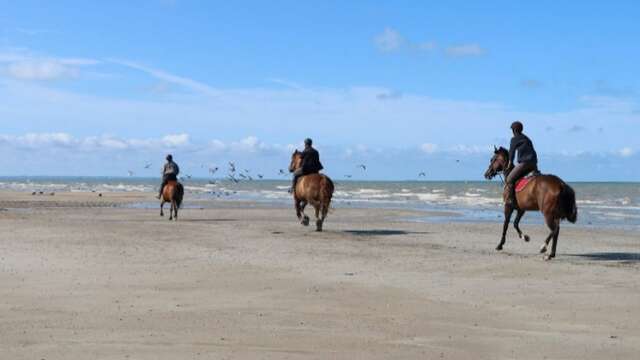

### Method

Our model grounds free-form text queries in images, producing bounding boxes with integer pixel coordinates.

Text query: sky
[0,0,639,181]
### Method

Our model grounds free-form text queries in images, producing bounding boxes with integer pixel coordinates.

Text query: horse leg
[546,219,560,260]
[314,205,323,232]
[294,198,302,221]
[300,201,309,226]
[540,213,556,255]
[513,210,530,242]
[169,201,173,220]
[497,205,514,251]
[160,201,165,217]
[173,200,178,221]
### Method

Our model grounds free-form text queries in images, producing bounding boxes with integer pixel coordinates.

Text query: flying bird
[257,174,264,179]
[418,172,426,177]
[278,169,286,176]
[208,166,219,174]
[357,164,367,171]
[144,162,152,169]
[127,170,134,177]
[344,174,353,179]
[228,162,236,173]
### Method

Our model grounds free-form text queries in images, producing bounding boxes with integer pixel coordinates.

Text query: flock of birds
[127,159,464,182]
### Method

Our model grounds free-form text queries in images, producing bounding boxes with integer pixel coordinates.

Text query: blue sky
[0,0,638,180]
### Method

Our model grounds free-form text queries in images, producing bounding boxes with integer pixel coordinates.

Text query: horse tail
[174,183,184,209]
[559,181,577,223]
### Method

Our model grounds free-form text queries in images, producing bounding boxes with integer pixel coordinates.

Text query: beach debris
[50,192,55,196]
[32,192,36,195]
[98,193,103,197]
[344,272,355,276]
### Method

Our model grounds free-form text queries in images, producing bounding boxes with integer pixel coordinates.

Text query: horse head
[289,150,302,173]
[484,146,509,180]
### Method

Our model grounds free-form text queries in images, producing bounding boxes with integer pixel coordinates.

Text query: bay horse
[289,150,334,231]
[484,147,577,260]
[160,180,184,221]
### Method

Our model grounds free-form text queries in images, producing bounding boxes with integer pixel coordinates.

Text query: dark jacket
[163,161,180,176]
[509,133,538,165]
[301,147,323,174]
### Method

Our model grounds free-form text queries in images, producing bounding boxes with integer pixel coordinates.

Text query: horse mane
[496,146,509,157]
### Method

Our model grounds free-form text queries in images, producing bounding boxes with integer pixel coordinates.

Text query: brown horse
[160,180,184,221]
[484,147,577,260]
[289,150,334,231]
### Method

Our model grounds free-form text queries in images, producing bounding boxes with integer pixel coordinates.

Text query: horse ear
[493,145,498,152]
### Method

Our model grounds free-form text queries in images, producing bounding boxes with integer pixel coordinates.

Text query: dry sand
[0,191,638,359]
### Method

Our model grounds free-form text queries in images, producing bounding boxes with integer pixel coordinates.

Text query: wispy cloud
[108,58,219,97]
[0,50,99,81]
[373,28,405,52]
[373,28,436,53]
[619,147,634,157]
[445,43,485,57]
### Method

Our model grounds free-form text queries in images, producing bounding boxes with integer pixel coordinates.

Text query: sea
[1,176,639,231]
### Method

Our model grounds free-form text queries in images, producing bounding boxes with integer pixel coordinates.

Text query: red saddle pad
[515,176,534,192]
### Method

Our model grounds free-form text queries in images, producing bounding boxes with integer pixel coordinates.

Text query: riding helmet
[166,154,173,161]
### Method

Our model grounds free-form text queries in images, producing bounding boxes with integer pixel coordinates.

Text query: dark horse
[484,147,577,260]
[289,150,334,231]
[160,180,184,221]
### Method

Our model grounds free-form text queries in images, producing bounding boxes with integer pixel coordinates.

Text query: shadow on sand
[343,229,429,236]
[568,252,640,264]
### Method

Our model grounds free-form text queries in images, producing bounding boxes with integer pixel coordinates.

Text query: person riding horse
[506,121,538,207]
[290,138,323,194]
[157,154,180,199]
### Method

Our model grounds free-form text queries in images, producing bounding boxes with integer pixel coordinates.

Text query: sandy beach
[0,191,638,359]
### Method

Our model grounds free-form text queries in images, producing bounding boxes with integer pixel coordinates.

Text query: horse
[160,180,184,221]
[484,146,577,260]
[288,150,334,231]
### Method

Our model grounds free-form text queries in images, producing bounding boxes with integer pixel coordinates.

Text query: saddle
[515,171,540,192]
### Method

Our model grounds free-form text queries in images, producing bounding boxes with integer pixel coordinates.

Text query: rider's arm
[508,137,517,168]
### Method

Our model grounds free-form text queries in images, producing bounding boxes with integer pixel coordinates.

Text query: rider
[506,121,538,208]
[290,138,323,193]
[157,154,180,199]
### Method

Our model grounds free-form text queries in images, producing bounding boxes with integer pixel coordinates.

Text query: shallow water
[1,177,638,230]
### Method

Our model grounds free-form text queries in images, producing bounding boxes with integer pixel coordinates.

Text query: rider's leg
[289,169,303,194]
[505,164,524,208]
[158,176,168,199]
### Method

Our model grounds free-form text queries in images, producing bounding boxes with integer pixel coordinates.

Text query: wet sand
[0,191,638,359]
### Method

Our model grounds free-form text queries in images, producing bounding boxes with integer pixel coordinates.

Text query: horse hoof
[524,235,530,242]
[539,246,547,254]
[544,255,554,261]
[496,245,503,251]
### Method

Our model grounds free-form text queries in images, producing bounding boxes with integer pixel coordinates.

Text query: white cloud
[619,147,634,157]
[373,28,437,53]
[0,133,192,151]
[445,44,485,57]
[162,133,190,147]
[6,60,77,80]
[374,28,404,52]
[420,143,439,154]
[0,50,99,81]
